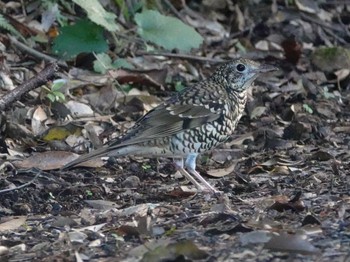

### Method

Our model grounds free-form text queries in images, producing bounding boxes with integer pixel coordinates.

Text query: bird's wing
[109,91,226,148]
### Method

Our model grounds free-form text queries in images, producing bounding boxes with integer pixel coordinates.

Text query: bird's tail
[61,144,171,170]
[61,146,113,170]
[61,144,142,170]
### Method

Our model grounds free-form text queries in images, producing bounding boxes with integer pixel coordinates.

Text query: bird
[62,58,277,194]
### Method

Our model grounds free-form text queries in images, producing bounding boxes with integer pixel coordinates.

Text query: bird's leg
[187,168,219,194]
[173,159,204,190]
[185,154,219,194]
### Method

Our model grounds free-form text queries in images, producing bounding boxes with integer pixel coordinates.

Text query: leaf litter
[0,1,349,261]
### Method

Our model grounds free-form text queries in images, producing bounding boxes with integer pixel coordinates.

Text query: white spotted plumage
[62,58,277,194]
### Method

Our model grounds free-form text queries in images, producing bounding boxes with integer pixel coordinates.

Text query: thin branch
[0,62,58,110]
[8,35,67,67]
[135,51,225,64]
[163,0,185,22]
[0,171,40,194]
[300,13,345,33]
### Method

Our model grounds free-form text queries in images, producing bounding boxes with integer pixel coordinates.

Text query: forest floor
[0,1,349,261]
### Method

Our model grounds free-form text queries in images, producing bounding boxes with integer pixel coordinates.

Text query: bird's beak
[256,64,279,73]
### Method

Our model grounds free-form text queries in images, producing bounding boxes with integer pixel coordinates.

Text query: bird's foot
[186,167,221,196]
[173,161,221,196]
[199,186,222,196]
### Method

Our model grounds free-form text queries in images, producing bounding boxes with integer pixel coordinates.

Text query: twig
[0,171,40,194]
[0,62,58,110]
[300,13,345,33]
[323,26,347,45]
[135,51,225,64]
[8,35,67,67]
[163,0,185,22]
[336,14,350,38]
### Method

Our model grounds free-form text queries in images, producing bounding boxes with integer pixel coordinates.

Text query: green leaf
[53,92,66,102]
[112,58,134,69]
[52,19,108,59]
[235,41,247,53]
[51,79,67,91]
[93,53,112,73]
[94,54,135,73]
[142,163,151,170]
[47,93,56,102]
[303,104,313,114]
[120,84,132,93]
[322,87,335,99]
[135,10,203,51]
[73,0,119,31]
[174,81,185,92]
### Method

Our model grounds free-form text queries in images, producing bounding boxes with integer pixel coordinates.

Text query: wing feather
[109,103,223,148]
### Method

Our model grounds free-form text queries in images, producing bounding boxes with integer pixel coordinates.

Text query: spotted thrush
[62,58,277,194]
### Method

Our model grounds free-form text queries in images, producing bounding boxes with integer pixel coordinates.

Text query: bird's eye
[236,64,246,72]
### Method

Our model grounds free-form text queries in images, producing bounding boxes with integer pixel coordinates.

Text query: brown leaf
[110,68,167,89]
[269,192,305,213]
[206,162,236,178]
[282,39,302,64]
[12,151,104,170]
[308,150,334,161]
[0,216,27,232]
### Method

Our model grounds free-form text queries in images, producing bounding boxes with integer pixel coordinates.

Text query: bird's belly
[169,123,230,154]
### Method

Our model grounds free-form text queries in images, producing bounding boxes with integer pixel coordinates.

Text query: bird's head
[211,58,277,92]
